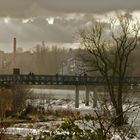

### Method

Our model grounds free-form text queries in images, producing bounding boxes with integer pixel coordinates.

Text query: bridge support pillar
[85,86,90,106]
[75,85,79,108]
[92,88,97,108]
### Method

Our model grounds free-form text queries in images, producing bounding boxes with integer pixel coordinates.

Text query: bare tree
[77,14,140,126]
[11,85,31,116]
[0,88,12,120]
[0,87,13,140]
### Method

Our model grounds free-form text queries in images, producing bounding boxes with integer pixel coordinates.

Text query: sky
[0,0,140,52]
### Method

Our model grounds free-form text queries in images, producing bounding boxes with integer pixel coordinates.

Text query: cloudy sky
[0,0,140,52]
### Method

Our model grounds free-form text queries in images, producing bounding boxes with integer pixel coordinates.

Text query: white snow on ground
[5,121,63,137]
[6,127,41,137]
[111,134,138,140]
[4,98,96,137]
[4,88,140,139]
[6,98,140,139]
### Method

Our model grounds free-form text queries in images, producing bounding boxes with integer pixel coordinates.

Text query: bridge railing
[0,74,140,85]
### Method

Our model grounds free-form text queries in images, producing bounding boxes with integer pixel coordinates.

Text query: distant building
[60,57,86,75]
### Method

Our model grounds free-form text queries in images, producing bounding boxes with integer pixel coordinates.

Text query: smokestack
[13,37,16,68]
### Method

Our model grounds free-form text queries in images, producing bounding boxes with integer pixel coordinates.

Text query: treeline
[77,44,140,77]
[0,44,73,74]
[0,43,140,76]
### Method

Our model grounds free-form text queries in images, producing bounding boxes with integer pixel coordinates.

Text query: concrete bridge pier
[85,86,90,106]
[92,88,97,108]
[75,85,79,108]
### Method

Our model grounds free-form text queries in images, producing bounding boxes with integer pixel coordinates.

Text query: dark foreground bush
[26,113,138,140]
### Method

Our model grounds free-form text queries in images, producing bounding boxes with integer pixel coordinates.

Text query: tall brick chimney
[13,37,16,68]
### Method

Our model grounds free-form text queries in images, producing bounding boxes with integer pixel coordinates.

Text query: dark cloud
[0,14,96,44]
[0,0,139,51]
[0,16,89,51]
[41,0,140,14]
[0,18,72,43]
[0,0,139,17]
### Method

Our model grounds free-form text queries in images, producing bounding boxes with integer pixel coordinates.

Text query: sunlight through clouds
[4,17,10,23]
[22,19,30,24]
[46,17,54,24]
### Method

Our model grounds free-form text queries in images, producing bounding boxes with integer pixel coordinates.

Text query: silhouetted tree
[78,14,140,126]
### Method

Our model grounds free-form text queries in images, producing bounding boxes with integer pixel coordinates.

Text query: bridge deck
[0,74,140,85]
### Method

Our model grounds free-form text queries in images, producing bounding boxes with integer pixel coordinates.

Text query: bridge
[0,72,140,86]
[0,68,140,108]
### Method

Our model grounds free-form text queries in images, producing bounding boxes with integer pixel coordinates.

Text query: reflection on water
[31,88,86,99]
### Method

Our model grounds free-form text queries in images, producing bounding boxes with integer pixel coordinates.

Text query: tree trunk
[115,104,125,126]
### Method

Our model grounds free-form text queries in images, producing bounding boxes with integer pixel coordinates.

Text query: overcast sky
[0,0,140,52]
